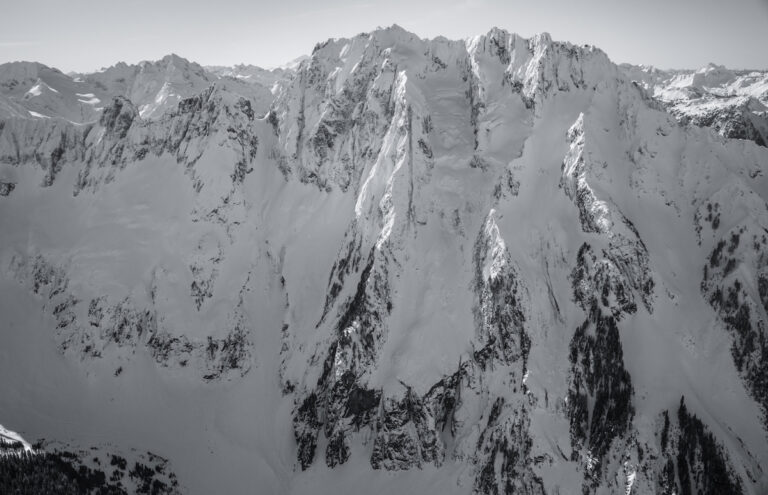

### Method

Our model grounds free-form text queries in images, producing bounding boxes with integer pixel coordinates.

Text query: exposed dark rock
[9,252,253,381]
[99,97,138,140]
[654,399,744,495]
[294,392,321,470]
[370,386,442,470]
[568,304,634,483]
[474,397,545,495]
[671,100,768,148]
[702,225,768,426]
[0,180,15,196]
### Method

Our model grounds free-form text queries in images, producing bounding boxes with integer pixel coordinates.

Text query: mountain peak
[374,23,411,35]
[0,60,48,72]
[701,62,727,72]
[0,61,61,84]
[273,54,309,71]
[134,53,199,73]
[159,53,193,67]
[365,23,421,47]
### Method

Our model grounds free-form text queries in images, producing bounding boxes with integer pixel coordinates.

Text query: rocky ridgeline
[0,55,274,124]
[271,26,617,195]
[6,252,253,381]
[0,83,261,238]
[670,98,768,147]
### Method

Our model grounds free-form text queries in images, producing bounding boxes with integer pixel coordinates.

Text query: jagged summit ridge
[271,25,617,194]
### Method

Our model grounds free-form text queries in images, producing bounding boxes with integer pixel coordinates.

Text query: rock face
[1,26,768,495]
[0,180,14,196]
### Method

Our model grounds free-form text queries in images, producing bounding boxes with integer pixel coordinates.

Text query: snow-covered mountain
[205,55,307,95]
[0,61,107,122]
[0,54,276,123]
[1,25,767,494]
[621,63,768,147]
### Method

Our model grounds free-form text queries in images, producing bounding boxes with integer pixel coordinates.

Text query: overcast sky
[1,0,766,72]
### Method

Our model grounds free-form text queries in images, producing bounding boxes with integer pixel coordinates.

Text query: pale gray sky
[0,0,766,72]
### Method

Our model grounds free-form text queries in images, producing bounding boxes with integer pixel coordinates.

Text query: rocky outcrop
[370,385,444,470]
[567,302,634,485]
[6,253,254,381]
[470,213,543,495]
[0,180,15,196]
[670,97,768,147]
[560,113,663,490]
[291,210,543,494]
[472,210,530,368]
[653,399,745,495]
[701,223,768,426]
[0,117,89,186]
[292,241,393,469]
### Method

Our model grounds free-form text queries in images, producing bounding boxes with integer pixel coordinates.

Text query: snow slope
[0,26,767,494]
[0,61,106,122]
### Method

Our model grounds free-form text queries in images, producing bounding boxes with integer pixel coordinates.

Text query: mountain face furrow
[1,25,767,495]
